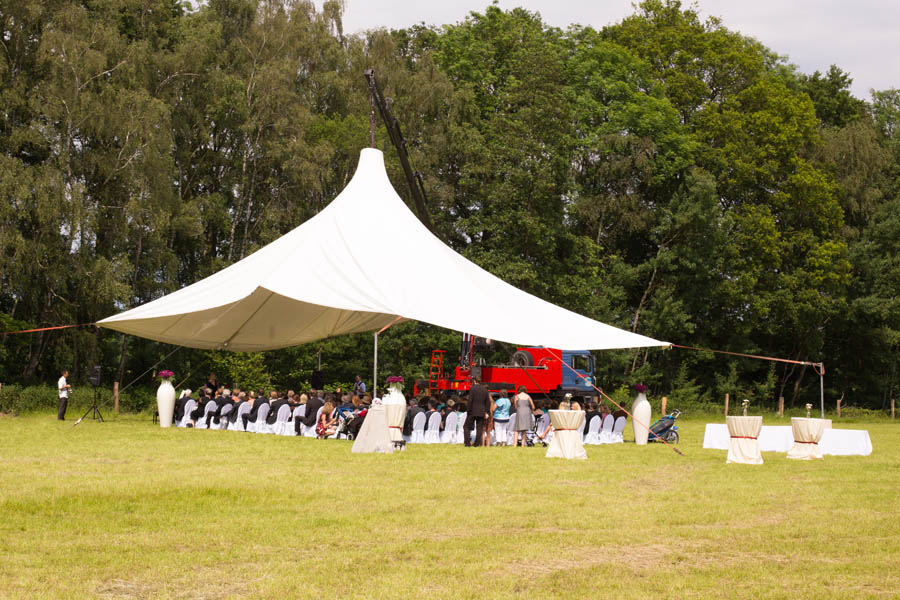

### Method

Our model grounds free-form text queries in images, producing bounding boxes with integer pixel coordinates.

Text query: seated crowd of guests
[173,373,625,444]
[173,372,373,438]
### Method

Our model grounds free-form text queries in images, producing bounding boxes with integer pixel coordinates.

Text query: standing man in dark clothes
[464,377,490,447]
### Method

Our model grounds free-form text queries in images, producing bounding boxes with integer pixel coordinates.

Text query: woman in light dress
[512,386,534,447]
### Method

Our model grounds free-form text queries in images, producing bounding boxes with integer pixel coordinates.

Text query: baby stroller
[648,409,681,444]
[529,412,549,447]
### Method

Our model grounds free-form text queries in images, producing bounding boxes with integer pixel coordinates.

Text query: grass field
[1,413,898,599]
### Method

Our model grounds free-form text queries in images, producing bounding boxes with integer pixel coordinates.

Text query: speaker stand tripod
[73,387,104,426]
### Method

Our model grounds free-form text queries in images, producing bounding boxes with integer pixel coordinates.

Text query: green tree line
[1,0,898,411]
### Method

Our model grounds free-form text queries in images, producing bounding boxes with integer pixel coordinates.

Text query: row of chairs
[176,399,329,437]
[404,412,627,445]
[176,400,628,446]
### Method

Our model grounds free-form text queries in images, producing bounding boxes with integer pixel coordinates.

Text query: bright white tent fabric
[98,149,668,351]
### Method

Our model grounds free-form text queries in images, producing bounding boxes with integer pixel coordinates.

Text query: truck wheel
[510,350,533,367]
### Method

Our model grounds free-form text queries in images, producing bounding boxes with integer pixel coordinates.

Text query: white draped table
[786,417,825,460]
[546,410,587,460]
[726,415,763,464]
[351,405,393,454]
[703,423,872,456]
[384,403,407,445]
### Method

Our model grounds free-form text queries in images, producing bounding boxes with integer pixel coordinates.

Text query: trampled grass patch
[1,414,898,599]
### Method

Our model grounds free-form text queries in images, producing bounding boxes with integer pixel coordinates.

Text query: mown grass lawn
[1,413,897,599]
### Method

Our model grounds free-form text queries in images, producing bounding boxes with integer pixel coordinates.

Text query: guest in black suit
[403,398,424,437]
[188,388,210,427]
[464,377,490,447]
[206,389,234,427]
[422,399,438,431]
[584,402,600,431]
[242,391,270,430]
[174,389,192,425]
[296,391,324,434]
[266,391,290,425]
[228,392,248,426]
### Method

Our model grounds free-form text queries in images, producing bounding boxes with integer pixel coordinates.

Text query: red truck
[413,334,597,402]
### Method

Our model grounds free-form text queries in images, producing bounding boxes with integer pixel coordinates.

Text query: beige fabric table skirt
[546,410,587,460]
[384,403,407,443]
[726,416,763,465]
[786,417,825,460]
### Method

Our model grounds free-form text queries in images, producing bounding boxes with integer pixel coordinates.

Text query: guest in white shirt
[57,369,71,421]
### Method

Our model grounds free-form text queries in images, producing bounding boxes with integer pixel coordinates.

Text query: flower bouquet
[633,383,647,394]
[159,369,174,380]
[386,375,404,393]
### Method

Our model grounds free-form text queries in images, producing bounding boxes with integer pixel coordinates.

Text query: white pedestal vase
[157,379,176,428]
[632,393,651,445]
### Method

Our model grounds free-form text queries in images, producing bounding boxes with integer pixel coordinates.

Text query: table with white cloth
[786,417,825,460]
[703,423,872,456]
[546,410,587,460]
[383,403,407,445]
[351,405,393,454]
[726,415,763,464]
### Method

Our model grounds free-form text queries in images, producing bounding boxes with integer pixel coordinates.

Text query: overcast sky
[321,0,900,99]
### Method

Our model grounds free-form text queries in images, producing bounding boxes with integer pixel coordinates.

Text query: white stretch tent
[98,149,668,352]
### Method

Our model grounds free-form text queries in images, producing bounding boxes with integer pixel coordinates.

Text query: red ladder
[428,350,445,397]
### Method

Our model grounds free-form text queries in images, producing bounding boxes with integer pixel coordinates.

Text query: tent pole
[373,332,379,399]
[819,363,825,419]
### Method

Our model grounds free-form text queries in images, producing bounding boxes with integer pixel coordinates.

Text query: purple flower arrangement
[386,376,404,384]
[159,370,174,379]
[633,383,648,393]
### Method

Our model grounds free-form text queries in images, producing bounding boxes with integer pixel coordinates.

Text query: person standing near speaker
[57,369,71,420]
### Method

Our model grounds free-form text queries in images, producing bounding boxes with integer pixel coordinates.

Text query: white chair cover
[726,415,763,465]
[456,412,467,444]
[583,415,602,445]
[410,412,426,444]
[424,412,442,444]
[441,412,459,443]
[280,405,304,436]
[610,416,626,443]
[249,404,270,433]
[546,410,587,459]
[178,399,197,427]
[598,414,614,443]
[577,413,586,437]
[210,402,233,430]
[786,417,825,460]
[195,401,217,429]
[302,406,323,437]
[230,402,251,431]
[270,404,292,435]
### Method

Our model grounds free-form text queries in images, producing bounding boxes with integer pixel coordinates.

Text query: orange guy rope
[1,323,95,335]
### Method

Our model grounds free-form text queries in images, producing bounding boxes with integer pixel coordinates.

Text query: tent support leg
[819,363,825,419]
[373,332,378,399]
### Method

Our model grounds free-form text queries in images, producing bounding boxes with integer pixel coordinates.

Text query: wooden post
[778,396,784,417]
[836,396,842,418]
[891,396,895,420]
[113,381,119,414]
[661,396,667,416]
[724,393,729,417]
